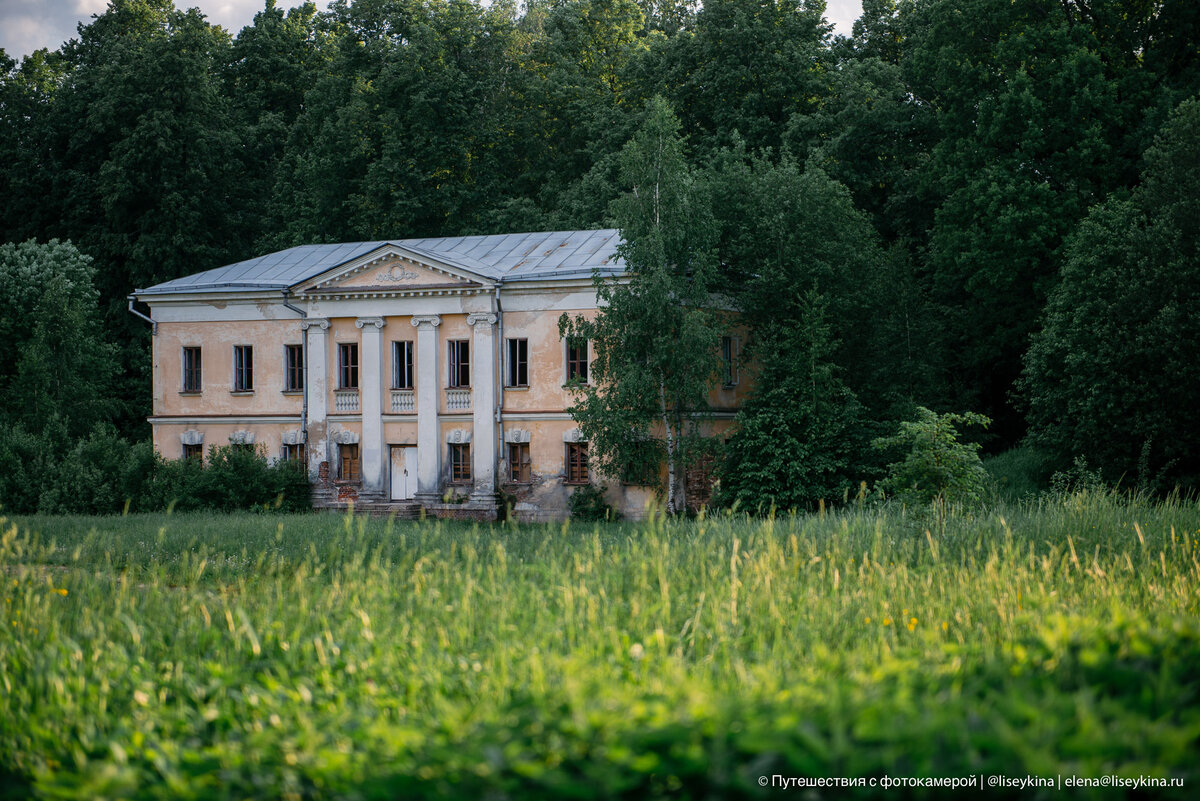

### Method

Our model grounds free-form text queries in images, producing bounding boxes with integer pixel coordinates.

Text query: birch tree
[560,96,720,513]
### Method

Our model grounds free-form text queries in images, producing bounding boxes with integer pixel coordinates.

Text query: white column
[467,312,498,501]
[302,319,330,480]
[356,317,386,495]
[411,315,442,503]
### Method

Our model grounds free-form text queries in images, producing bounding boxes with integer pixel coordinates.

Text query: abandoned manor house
[133,230,747,519]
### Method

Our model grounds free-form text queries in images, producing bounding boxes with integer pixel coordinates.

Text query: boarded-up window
[450,443,471,482]
[565,442,589,484]
[508,442,531,483]
[338,443,360,481]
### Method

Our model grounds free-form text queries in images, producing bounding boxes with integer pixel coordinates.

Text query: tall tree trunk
[659,377,677,514]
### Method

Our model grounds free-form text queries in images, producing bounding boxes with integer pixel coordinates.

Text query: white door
[390,446,418,501]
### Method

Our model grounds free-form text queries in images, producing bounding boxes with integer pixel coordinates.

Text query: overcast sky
[1,1,864,61]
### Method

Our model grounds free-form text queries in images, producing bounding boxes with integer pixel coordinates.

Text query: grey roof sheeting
[135,230,625,296]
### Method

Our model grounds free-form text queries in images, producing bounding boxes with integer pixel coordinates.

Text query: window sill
[504,385,530,391]
[282,390,303,395]
[390,386,415,392]
[179,391,202,396]
[563,480,591,486]
[230,391,255,396]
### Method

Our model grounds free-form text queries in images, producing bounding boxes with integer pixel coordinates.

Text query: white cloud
[825,0,864,37]
[1,1,866,63]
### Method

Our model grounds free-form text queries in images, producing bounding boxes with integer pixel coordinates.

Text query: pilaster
[467,312,498,504]
[356,317,386,496]
[302,319,330,480]
[411,315,442,504]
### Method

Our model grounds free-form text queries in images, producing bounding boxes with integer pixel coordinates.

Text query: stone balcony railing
[334,389,360,413]
[391,389,415,413]
[445,388,471,411]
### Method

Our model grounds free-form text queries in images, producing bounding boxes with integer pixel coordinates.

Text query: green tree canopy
[1023,96,1200,491]
[560,96,720,513]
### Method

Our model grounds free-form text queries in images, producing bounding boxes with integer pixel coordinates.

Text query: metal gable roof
[135,230,625,297]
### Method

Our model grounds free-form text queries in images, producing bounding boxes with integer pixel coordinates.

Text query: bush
[568,483,613,521]
[0,431,312,515]
[983,445,1053,502]
[874,407,991,512]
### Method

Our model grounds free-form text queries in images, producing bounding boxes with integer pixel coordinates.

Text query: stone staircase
[352,501,423,519]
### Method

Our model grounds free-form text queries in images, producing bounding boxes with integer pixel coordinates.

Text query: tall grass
[1,493,1198,798]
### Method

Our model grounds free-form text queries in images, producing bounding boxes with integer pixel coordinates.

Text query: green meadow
[2,495,1198,799]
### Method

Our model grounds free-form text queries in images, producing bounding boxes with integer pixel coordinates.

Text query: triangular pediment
[296,245,491,295]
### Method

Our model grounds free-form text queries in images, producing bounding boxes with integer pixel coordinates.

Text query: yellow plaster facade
[137,231,749,520]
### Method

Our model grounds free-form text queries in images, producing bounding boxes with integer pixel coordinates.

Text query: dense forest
[1,0,1198,512]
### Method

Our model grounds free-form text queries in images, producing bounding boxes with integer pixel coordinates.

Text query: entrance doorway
[389,446,418,501]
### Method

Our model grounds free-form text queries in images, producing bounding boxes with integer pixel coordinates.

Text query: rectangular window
[233,345,254,392]
[450,443,472,482]
[392,340,414,390]
[338,343,359,389]
[282,443,305,463]
[507,442,531,483]
[448,340,470,388]
[183,443,203,461]
[566,338,589,384]
[506,338,528,387]
[565,442,589,484]
[182,347,202,393]
[285,344,304,392]
[721,336,737,388]
[338,443,360,481]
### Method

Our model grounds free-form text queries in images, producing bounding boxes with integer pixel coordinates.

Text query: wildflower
[908,617,918,632]
[882,617,892,626]
[629,642,645,661]
[54,588,68,596]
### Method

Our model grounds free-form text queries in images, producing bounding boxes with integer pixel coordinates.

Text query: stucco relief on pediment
[334,256,471,289]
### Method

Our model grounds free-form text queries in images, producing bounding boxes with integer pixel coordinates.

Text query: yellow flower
[864,616,871,624]
[882,617,892,626]
[907,617,918,632]
[54,588,68,596]
[941,621,948,632]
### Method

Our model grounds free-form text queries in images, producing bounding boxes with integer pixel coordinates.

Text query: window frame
[565,442,589,485]
[338,342,359,390]
[506,337,529,388]
[448,339,470,389]
[233,345,254,393]
[507,442,531,483]
[337,443,360,481]
[181,346,202,393]
[449,443,472,483]
[182,443,203,461]
[720,335,738,388]
[565,338,589,384]
[392,340,415,390]
[284,344,304,392]
[282,443,305,464]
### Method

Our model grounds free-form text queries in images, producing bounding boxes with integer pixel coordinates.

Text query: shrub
[983,445,1053,502]
[874,407,991,512]
[568,483,613,521]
